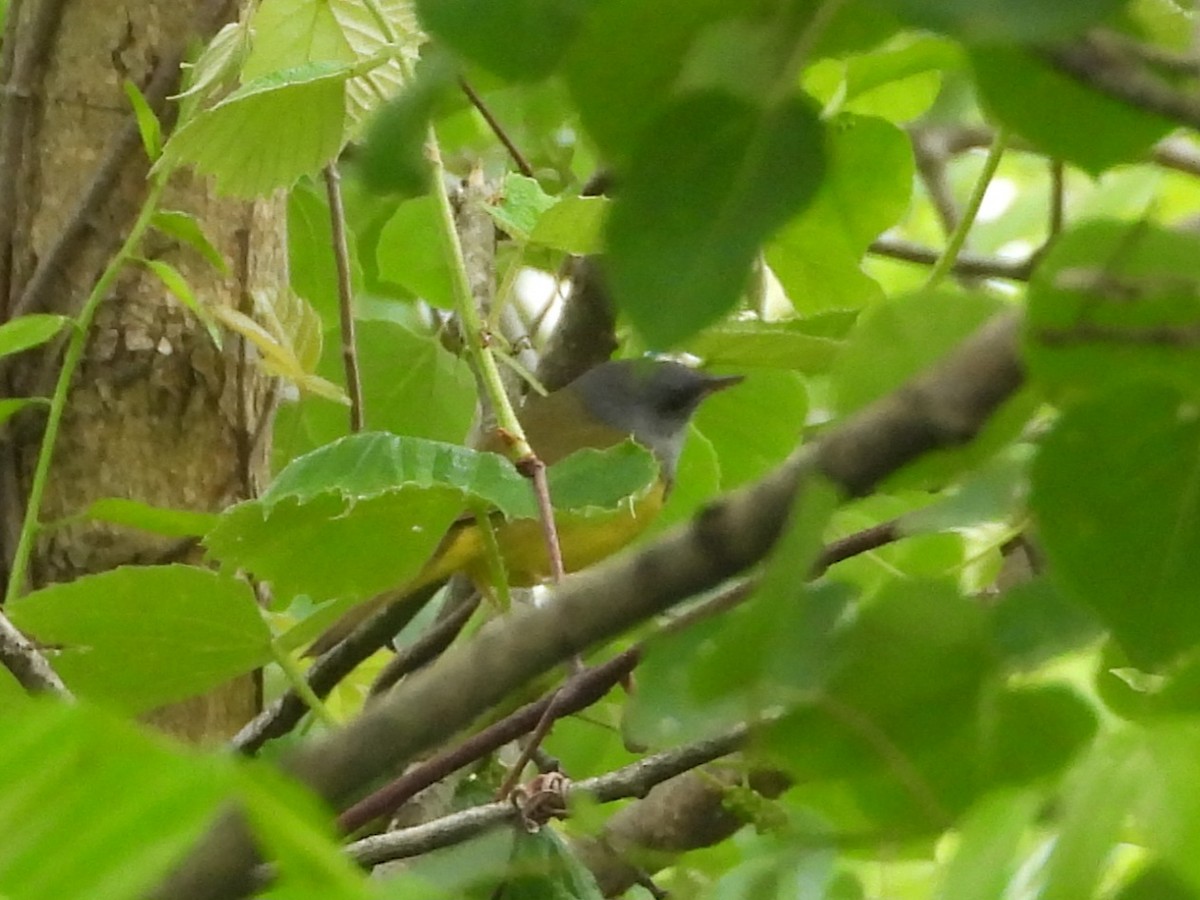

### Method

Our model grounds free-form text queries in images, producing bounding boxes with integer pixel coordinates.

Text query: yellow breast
[428,480,668,589]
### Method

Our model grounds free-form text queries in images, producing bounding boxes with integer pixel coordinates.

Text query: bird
[307,358,742,655]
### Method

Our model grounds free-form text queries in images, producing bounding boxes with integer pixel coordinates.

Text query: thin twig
[1044,36,1200,132]
[0,608,72,697]
[493,686,566,801]
[323,164,364,431]
[812,518,903,576]
[346,579,762,833]
[909,126,960,237]
[346,723,751,868]
[818,696,951,827]
[925,128,1008,290]
[1153,136,1200,177]
[338,651,639,833]
[527,459,564,581]
[1037,322,1200,346]
[367,589,480,696]
[1090,28,1200,77]
[459,77,534,178]
[231,581,443,754]
[868,236,1033,281]
[1048,159,1065,240]
[270,640,338,729]
[427,128,568,659]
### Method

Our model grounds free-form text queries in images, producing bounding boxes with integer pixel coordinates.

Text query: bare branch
[459,77,534,178]
[0,608,71,697]
[230,582,442,754]
[323,164,365,432]
[1044,34,1200,132]
[346,723,752,868]
[338,650,638,834]
[869,236,1034,281]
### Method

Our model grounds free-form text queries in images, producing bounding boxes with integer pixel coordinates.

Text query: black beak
[699,373,745,396]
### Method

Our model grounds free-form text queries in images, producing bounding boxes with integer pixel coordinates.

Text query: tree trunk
[0,0,284,741]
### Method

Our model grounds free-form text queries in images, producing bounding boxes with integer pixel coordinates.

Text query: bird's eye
[660,388,695,414]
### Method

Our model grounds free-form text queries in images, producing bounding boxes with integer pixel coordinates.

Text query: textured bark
[2,0,284,741]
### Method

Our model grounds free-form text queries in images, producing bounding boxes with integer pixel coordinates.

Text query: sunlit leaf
[7,566,270,712]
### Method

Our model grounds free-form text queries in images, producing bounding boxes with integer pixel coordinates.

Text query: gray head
[569,359,742,484]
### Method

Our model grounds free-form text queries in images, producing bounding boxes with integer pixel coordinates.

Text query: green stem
[925,128,1008,291]
[4,178,167,607]
[470,497,510,610]
[426,133,529,455]
[270,638,338,729]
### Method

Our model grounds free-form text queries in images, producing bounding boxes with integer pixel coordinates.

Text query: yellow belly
[428,481,668,588]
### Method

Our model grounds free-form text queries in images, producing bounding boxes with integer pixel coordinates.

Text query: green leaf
[988,578,1103,672]
[236,765,369,896]
[243,0,420,133]
[122,80,162,160]
[690,479,842,703]
[563,0,811,158]
[767,113,913,314]
[81,498,219,538]
[1136,721,1200,893]
[902,443,1032,535]
[692,368,807,489]
[884,0,1126,42]
[627,482,842,747]
[934,789,1042,900]
[0,397,45,427]
[528,194,608,255]
[563,0,727,157]
[971,47,1172,176]
[763,578,990,795]
[485,173,557,241]
[376,195,455,307]
[676,18,796,103]
[1041,729,1143,900]
[1025,220,1200,402]
[544,441,658,512]
[176,21,251,105]
[359,48,457,196]
[212,302,343,402]
[834,288,1005,413]
[161,63,349,195]
[1111,864,1199,900]
[150,210,228,273]
[0,313,69,358]
[805,35,961,122]
[138,258,212,335]
[6,566,270,713]
[242,0,354,78]
[685,321,843,374]
[502,830,604,900]
[607,92,826,347]
[0,703,235,900]
[288,180,362,325]
[273,319,477,467]
[209,434,494,604]
[416,0,591,82]
[981,683,1098,787]
[214,432,655,605]
[1032,384,1200,668]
